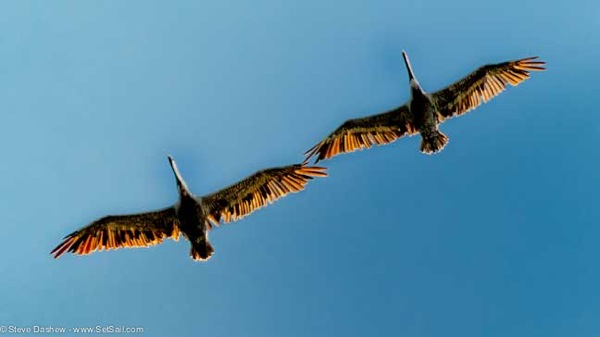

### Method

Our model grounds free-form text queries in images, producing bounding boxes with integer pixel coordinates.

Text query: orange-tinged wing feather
[432,56,545,121]
[51,207,180,258]
[201,164,327,227]
[304,105,415,163]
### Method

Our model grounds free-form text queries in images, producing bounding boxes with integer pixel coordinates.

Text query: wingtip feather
[297,166,328,177]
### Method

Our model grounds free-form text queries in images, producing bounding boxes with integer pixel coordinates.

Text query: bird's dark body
[176,193,212,259]
[409,86,438,142]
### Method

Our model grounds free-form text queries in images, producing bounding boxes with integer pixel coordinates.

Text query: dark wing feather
[432,56,545,122]
[201,164,327,226]
[304,105,415,163]
[51,208,180,258]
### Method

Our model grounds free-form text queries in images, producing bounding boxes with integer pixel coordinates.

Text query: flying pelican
[304,51,545,162]
[51,156,327,261]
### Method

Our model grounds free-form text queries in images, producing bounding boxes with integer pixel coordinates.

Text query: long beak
[402,50,416,81]
[168,155,190,193]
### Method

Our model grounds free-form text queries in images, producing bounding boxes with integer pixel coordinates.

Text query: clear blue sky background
[1,1,598,336]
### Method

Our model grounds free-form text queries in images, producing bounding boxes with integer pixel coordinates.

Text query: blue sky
[1,1,599,336]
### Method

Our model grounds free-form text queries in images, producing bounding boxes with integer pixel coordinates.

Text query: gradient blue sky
[1,1,599,336]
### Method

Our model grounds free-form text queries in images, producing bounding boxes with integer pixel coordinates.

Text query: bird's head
[402,50,421,90]
[168,155,191,196]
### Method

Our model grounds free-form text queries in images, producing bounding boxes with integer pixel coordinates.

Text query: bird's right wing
[432,56,545,122]
[201,164,327,226]
[304,105,415,163]
[51,208,180,258]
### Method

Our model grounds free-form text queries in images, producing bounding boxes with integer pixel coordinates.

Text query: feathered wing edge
[304,105,415,163]
[432,56,546,121]
[50,208,180,258]
[201,164,327,227]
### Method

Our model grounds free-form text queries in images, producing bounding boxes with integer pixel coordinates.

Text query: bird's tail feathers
[420,131,449,154]
[190,239,214,261]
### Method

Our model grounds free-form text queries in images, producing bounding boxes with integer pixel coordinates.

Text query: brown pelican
[304,51,545,162]
[51,156,327,261]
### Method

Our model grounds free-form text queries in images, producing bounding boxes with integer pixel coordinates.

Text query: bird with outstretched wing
[51,157,327,261]
[305,52,545,163]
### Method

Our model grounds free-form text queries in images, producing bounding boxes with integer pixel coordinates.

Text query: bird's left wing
[51,207,180,258]
[304,105,415,163]
[201,164,327,226]
[432,56,545,122]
